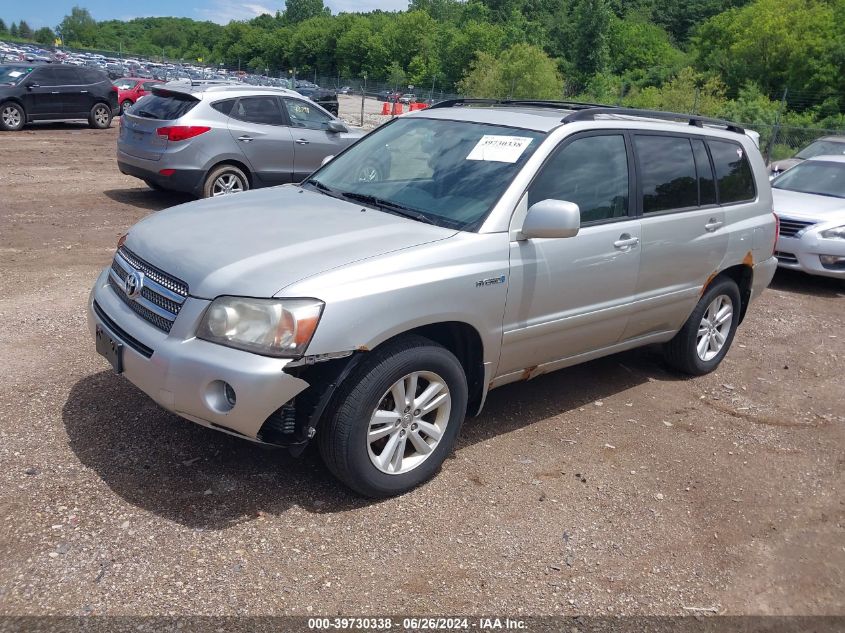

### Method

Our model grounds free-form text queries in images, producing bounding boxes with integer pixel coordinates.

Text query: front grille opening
[775,251,798,265]
[778,218,814,238]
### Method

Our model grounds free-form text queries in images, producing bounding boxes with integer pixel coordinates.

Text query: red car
[112,78,162,115]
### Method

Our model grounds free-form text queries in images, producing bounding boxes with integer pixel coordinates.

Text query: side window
[691,139,716,205]
[211,99,236,116]
[52,66,82,85]
[528,134,629,224]
[635,135,698,214]
[231,96,284,126]
[283,98,332,131]
[29,67,59,86]
[708,140,756,204]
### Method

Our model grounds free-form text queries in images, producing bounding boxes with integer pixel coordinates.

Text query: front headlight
[820,225,845,240]
[197,296,324,358]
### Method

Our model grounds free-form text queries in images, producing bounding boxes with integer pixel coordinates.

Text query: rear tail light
[772,213,780,255]
[156,126,211,142]
[159,169,176,177]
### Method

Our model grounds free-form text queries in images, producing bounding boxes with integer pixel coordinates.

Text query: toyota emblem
[124,271,144,300]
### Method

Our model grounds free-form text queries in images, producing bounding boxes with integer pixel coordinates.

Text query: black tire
[318,335,468,498]
[88,102,113,129]
[143,179,165,191]
[0,101,25,131]
[664,277,741,376]
[119,100,132,115]
[202,164,249,198]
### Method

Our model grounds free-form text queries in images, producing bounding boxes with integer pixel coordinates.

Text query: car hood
[772,187,845,222]
[768,158,802,174]
[124,185,458,299]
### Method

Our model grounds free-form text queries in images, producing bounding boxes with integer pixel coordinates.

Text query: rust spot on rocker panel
[521,365,542,381]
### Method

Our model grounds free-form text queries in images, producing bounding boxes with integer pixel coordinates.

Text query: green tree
[0,19,7,34]
[284,0,329,25]
[59,6,98,46]
[459,43,563,99]
[570,0,611,87]
[34,27,56,44]
[10,22,18,38]
[18,20,32,39]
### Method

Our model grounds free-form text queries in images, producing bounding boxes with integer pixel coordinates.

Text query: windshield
[307,118,543,230]
[772,161,845,199]
[113,79,136,90]
[795,139,845,160]
[0,66,32,86]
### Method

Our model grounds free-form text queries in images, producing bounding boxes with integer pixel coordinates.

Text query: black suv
[294,85,339,116]
[0,63,118,131]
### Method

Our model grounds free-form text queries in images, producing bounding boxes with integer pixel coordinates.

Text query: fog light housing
[204,380,236,413]
[819,255,845,270]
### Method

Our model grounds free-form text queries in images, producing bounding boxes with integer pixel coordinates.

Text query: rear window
[132,91,198,120]
[708,140,756,204]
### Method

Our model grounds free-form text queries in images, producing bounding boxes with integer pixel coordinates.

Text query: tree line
[4,0,845,130]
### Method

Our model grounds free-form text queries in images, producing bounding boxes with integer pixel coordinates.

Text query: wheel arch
[204,158,254,188]
[0,97,27,119]
[709,263,753,323]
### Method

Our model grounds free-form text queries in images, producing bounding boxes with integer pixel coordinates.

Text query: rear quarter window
[210,98,236,116]
[708,140,756,204]
[135,92,199,120]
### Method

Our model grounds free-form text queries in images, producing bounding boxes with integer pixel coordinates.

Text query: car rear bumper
[750,256,778,301]
[87,267,310,442]
[118,154,204,195]
[776,233,845,279]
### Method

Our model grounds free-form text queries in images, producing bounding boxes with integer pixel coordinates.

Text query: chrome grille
[107,247,189,333]
[778,217,814,238]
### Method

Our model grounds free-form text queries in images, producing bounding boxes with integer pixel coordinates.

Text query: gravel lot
[0,109,843,617]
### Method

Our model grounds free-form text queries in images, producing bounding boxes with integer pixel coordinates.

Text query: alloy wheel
[696,294,733,361]
[212,173,245,196]
[367,371,451,475]
[2,106,21,128]
[94,106,110,126]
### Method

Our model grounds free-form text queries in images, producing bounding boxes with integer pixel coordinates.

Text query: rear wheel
[119,100,132,115]
[318,335,467,498]
[0,102,25,131]
[664,277,741,375]
[203,164,249,198]
[88,103,112,129]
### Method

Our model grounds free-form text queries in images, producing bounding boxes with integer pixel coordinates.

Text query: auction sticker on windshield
[467,135,533,163]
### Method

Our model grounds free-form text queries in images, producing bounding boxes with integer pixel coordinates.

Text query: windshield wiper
[337,192,437,225]
[303,178,345,200]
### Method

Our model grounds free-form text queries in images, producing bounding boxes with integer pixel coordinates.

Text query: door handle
[237,135,253,143]
[613,234,640,250]
[80,90,88,94]
[51,91,60,94]
[704,218,724,232]
[295,138,310,145]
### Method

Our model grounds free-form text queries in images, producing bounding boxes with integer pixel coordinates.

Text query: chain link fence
[747,122,844,163]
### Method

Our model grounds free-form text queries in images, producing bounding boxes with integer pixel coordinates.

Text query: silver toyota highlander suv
[89,100,778,497]
[117,83,364,198]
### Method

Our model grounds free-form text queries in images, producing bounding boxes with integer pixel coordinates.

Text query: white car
[773,155,845,278]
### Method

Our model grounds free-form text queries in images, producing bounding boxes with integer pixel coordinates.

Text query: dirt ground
[0,111,843,618]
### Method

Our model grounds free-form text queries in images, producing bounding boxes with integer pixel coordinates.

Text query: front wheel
[664,277,741,375]
[119,100,132,115]
[318,335,468,497]
[88,103,113,129]
[0,102,25,131]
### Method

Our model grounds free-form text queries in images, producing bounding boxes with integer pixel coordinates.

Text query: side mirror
[321,155,334,167]
[521,199,580,239]
[327,120,347,134]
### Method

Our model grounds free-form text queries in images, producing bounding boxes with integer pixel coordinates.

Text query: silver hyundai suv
[90,100,778,497]
[117,83,364,197]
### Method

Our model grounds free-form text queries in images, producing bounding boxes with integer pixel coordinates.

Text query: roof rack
[562,107,745,135]
[428,98,611,111]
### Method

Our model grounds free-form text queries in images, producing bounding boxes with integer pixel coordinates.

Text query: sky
[1,0,410,29]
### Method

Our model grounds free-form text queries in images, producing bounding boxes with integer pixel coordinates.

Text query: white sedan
[773,155,845,279]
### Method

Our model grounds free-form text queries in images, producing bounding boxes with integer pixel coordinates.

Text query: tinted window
[529,134,629,223]
[0,66,34,86]
[52,66,82,84]
[709,140,755,204]
[231,96,284,125]
[132,91,198,120]
[29,66,60,86]
[691,138,716,205]
[283,97,332,130]
[211,99,235,116]
[636,135,698,213]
